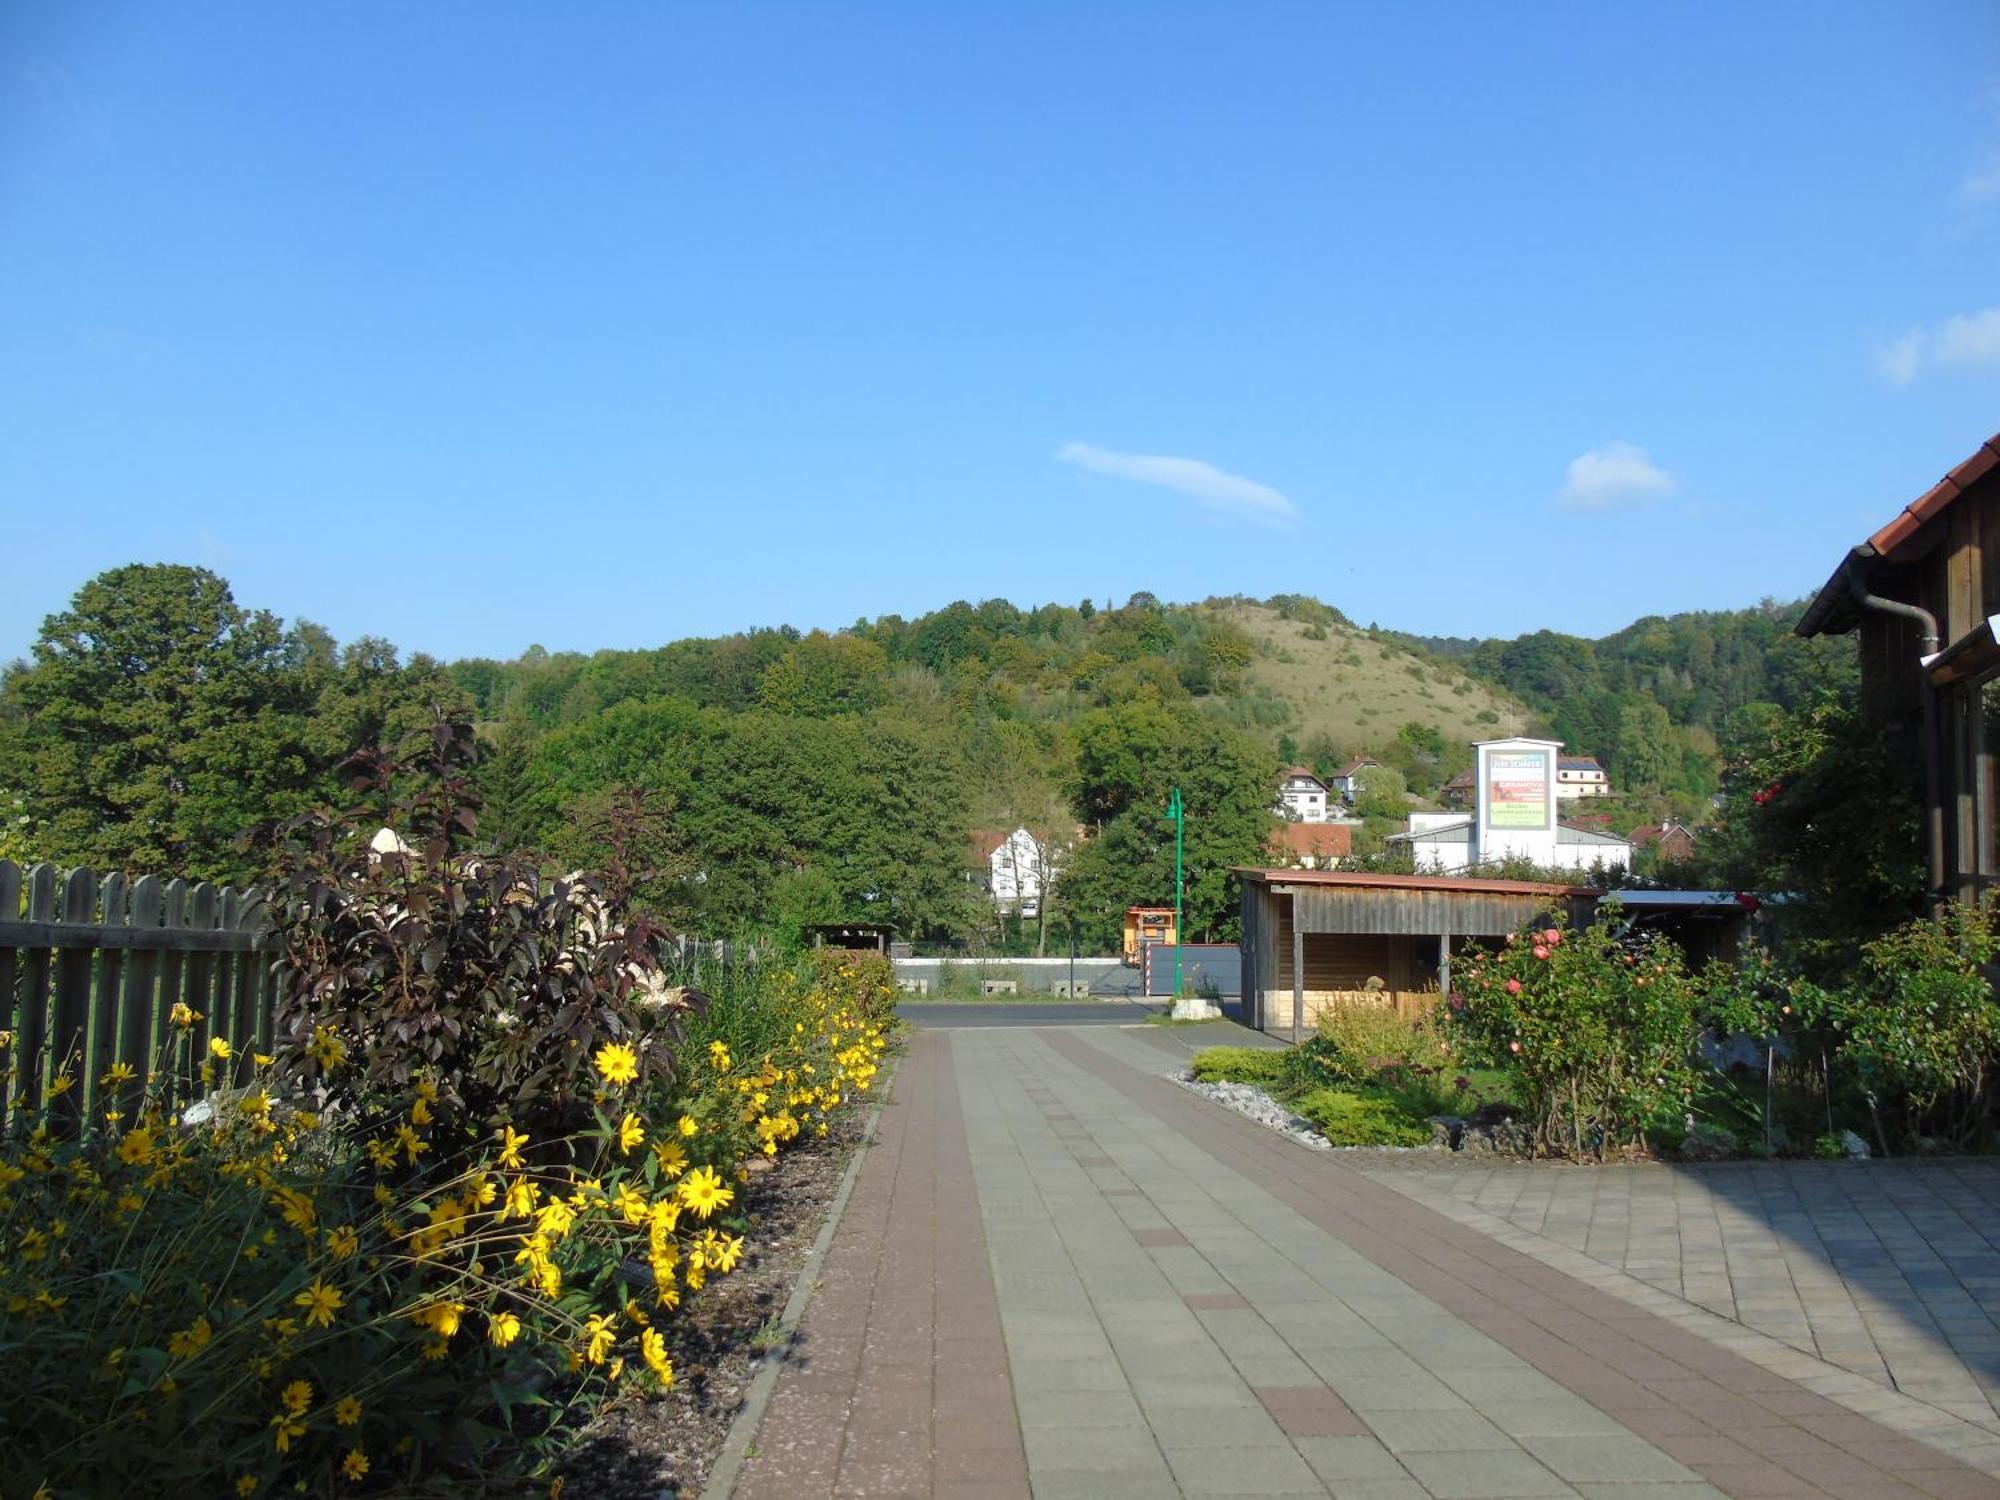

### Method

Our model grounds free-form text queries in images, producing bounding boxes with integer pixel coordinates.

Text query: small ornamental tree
[1446,909,1703,1158]
[268,717,693,1148]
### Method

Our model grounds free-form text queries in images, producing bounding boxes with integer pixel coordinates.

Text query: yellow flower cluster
[0,962,895,1498]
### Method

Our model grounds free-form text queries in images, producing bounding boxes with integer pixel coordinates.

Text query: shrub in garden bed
[1189,1047,1289,1087]
[1293,1088,1432,1146]
[0,721,889,1498]
[1446,911,1701,1159]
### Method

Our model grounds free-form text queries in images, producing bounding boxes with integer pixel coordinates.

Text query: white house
[1275,767,1333,823]
[1327,756,1381,800]
[1557,755,1611,799]
[1386,737,1631,875]
[970,827,1060,915]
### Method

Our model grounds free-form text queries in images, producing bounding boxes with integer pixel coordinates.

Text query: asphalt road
[895,1001,1168,1029]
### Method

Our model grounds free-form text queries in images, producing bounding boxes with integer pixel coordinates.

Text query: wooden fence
[0,860,279,1134]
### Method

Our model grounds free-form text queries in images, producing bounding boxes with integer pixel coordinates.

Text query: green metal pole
[1170,787,1184,999]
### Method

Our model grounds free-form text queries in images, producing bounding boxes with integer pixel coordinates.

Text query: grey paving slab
[1361,1153,2000,1437]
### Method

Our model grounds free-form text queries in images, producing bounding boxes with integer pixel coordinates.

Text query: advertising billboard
[1485,749,1551,830]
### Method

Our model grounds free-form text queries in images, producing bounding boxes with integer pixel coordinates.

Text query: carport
[1235,869,1595,1041]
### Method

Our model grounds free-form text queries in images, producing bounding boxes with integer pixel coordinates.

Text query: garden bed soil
[555,1105,870,1498]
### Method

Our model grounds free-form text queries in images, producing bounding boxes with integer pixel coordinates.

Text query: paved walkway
[1363,1159,2000,1431]
[732,1026,2000,1499]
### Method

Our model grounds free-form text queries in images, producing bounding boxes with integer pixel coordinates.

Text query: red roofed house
[1268,820,1353,870]
[1629,820,1697,863]
[1275,767,1333,823]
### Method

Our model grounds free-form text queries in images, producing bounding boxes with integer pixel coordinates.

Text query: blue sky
[4,3,1998,663]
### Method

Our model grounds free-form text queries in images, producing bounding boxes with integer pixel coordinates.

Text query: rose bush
[1445,909,1703,1158]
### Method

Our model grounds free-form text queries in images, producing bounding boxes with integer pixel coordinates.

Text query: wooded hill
[1,568,1857,950]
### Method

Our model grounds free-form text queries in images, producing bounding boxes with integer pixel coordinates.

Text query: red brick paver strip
[735,1031,1028,1499]
[1047,1028,2000,1500]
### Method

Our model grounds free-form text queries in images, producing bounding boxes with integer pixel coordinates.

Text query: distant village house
[1327,756,1380,800]
[1629,819,1697,863]
[1557,755,1610,798]
[968,827,1059,916]
[1268,820,1352,870]
[1275,767,1332,823]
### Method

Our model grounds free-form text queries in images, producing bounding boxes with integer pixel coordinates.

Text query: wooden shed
[1796,431,2000,903]
[1235,869,1594,1040]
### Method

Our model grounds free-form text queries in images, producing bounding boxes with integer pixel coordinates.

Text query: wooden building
[1797,431,2000,903]
[1235,869,1594,1040]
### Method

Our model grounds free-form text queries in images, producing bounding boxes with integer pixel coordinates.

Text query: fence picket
[156,879,188,1069]
[119,877,162,1119]
[51,868,98,1132]
[216,888,241,1083]
[18,864,57,1117]
[0,861,18,1134]
[84,872,128,1123]
[183,884,218,1092]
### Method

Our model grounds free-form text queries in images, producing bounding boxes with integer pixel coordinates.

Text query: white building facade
[1387,738,1631,876]
[1557,756,1611,798]
[1275,768,1332,823]
[985,827,1058,914]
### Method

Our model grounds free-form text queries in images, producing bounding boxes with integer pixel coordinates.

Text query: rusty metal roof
[1234,867,1594,897]
[1799,431,2000,638]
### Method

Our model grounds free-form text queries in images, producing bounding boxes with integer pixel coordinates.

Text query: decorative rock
[1170,996,1221,1021]
[1175,1073,1330,1151]
[1841,1128,1871,1160]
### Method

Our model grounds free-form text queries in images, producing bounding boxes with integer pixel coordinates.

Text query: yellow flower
[503,1177,539,1220]
[614,1183,650,1224]
[676,1115,698,1138]
[677,1165,733,1219]
[169,1002,200,1029]
[497,1124,529,1169]
[489,1311,522,1348]
[583,1313,615,1365]
[410,1095,433,1127]
[168,1315,213,1359]
[309,1026,346,1070]
[271,1412,306,1452]
[117,1126,157,1166]
[341,1448,369,1482]
[295,1278,343,1329]
[710,1233,745,1273]
[652,1140,688,1178]
[235,1476,258,1496]
[281,1378,313,1415]
[414,1301,466,1338]
[48,1073,73,1099]
[209,1037,232,1061]
[334,1395,362,1427]
[641,1326,673,1384]
[594,1041,639,1087]
[100,1061,135,1087]
[616,1112,645,1154]
[394,1122,429,1164]
[325,1224,359,1261]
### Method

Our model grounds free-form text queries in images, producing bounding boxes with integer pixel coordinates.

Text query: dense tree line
[8,567,1864,950]
[0,566,464,882]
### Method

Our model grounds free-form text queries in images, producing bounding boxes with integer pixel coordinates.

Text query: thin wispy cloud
[1056,441,1299,521]
[1964,157,2000,205]
[1876,328,1923,387]
[1937,308,2000,368]
[1557,441,1675,512]
[1874,308,2000,383]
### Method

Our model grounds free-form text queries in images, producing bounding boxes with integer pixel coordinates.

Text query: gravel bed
[1174,1071,1330,1150]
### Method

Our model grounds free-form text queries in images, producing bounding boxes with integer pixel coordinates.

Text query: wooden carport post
[1291,915,1304,1047]
[1437,929,1451,999]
